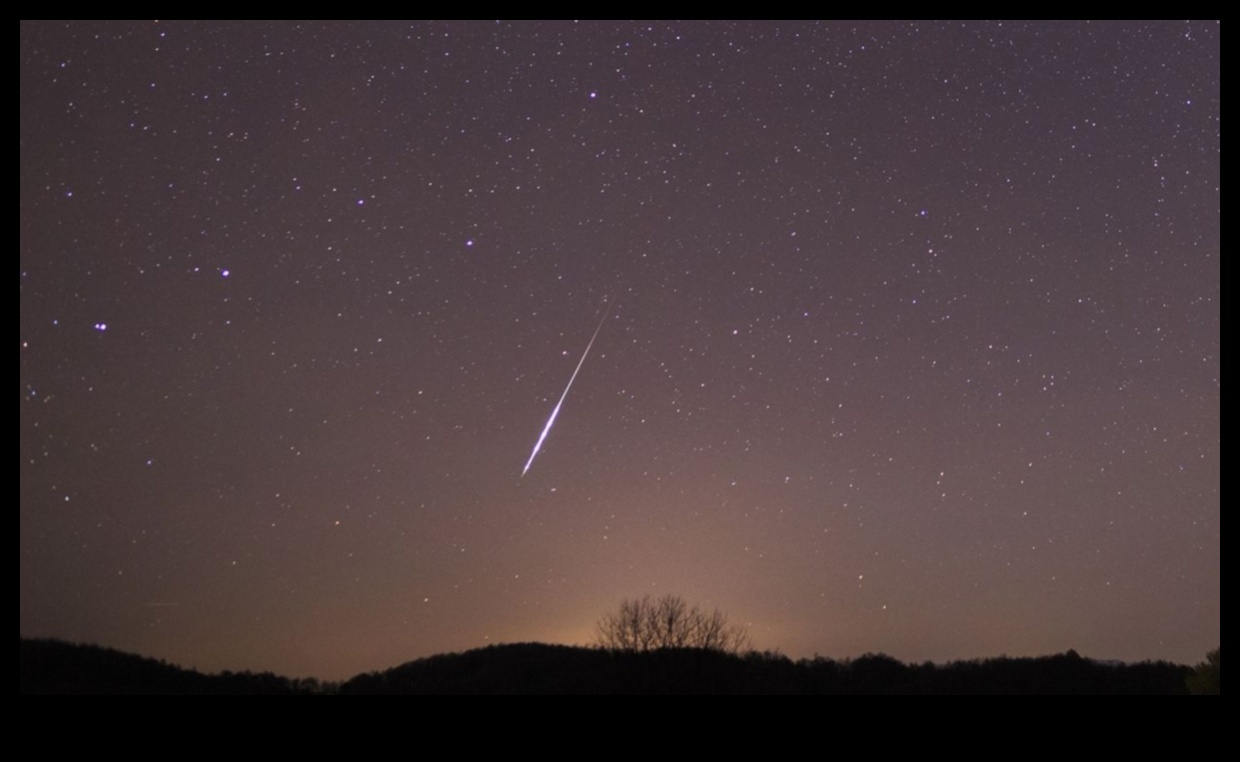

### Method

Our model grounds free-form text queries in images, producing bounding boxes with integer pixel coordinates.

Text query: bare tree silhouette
[596,594,750,654]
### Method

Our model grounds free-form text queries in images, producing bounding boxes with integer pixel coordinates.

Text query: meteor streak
[521,301,613,476]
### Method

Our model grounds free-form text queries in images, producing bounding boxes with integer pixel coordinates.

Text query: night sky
[20,21,1220,680]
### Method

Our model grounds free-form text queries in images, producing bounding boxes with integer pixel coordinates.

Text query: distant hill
[341,643,748,695]
[19,639,313,695]
[21,638,1192,695]
[339,643,1192,695]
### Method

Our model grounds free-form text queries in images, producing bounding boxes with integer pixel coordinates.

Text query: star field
[20,21,1219,679]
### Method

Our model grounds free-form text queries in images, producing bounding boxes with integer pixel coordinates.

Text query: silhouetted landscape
[23,637,1213,695]
[19,639,328,695]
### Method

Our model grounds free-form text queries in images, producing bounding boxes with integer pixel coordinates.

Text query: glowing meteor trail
[521,301,613,476]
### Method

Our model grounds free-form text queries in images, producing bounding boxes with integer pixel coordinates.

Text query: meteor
[521,301,613,476]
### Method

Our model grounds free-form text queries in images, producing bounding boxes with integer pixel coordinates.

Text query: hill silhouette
[21,638,1193,695]
[340,643,1191,695]
[19,639,319,695]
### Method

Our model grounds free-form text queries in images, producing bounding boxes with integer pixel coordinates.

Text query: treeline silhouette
[22,638,1193,694]
[19,639,328,695]
[343,644,1190,695]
